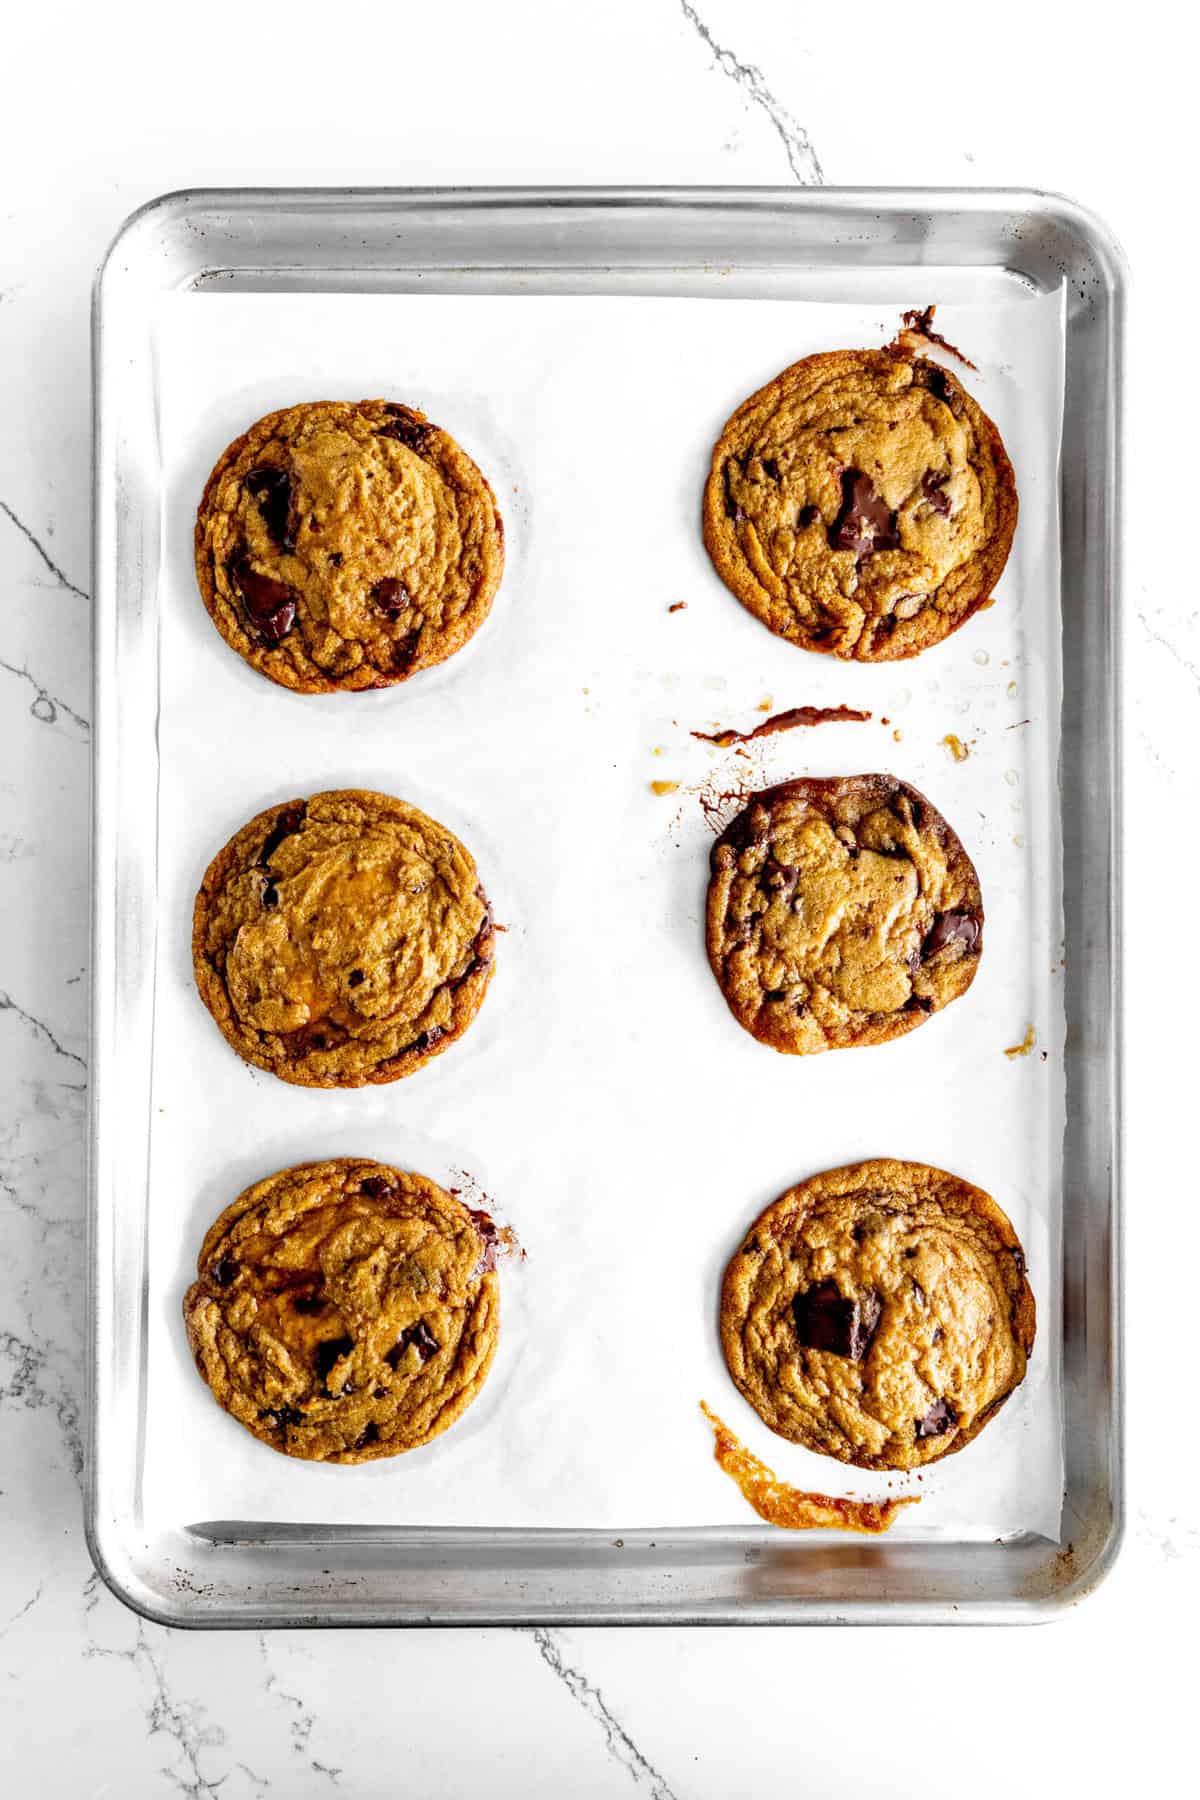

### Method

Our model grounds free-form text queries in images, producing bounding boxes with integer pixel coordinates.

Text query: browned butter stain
[693,704,872,749]
[700,1403,919,1535]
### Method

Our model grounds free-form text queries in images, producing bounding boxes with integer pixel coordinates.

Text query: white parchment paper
[144,288,1065,1537]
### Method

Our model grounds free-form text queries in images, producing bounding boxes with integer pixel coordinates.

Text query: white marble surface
[0,1,1194,1791]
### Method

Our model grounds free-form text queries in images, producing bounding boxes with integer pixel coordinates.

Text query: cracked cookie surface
[720,1159,1036,1471]
[192,789,494,1087]
[195,400,504,692]
[702,349,1016,660]
[183,1159,504,1462]
[706,774,982,1056]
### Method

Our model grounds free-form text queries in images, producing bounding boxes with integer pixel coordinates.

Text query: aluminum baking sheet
[89,190,1124,1625]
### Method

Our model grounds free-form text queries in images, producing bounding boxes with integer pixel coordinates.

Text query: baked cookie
[706,775,982,1055]
[720,1159,1036,1471]
[183,1159,506,1462]
[192,789,494,1087]
[702,349,1016,660]
[195,400,504,692]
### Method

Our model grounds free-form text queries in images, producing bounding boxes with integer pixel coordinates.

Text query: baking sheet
[144,289,1065,1537]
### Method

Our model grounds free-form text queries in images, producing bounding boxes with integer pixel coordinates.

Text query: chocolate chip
[359,1174,396,1200]
[722,462,743,522]
[378,405,431,450]
[923,911,981,957]
[910,1279,927,1307]
[796,503,820,528]
[356,1422,381,1449]
[918,364,953,404]
[411,1026,446,1055]
[314,1335,354,1390]
[230,556,297,644]
[828,470,900,565]
[922,470,952,516]
[372,576,410,617]
[292,1293,323,1316]
[915,1397,957,1439]
[348,969,365,988]
[761,457,780,481]
[1011,1246,1026,1277]
[244,466,296,551]
[263,1406,303,1428]
[211,1257,237,1287]
[793,1281,882,1362]
[904,994,934,1014]
[328,551,343,567]
[259,806,307,867]
[742,1236,761,1256]
[385,1320,438,1369]
[261,878,279,909]
[467,1206,508,1275]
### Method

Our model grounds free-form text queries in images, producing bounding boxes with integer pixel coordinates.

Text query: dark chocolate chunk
[372,576,410,617]
[261,878,279,909]
[1010,1246,1026,1277]
[922,469,952,516]
[761,456,780,481]
[828,469,900,565]
[356,1421,381,1449]
[722,462,743,522]
[377,405,431,450]
[257,803,305,869]
[385,1320,438,1369]
[793,1281,882,1362]
[211,1257,237,1288]
[914,1397,957,1439]
[263,1405,303,1428]
[359,1174,395,1200]
[923,910,981,957]
[292,1292,324,1316]
[231,556,297,644]
[904,993,934,1014]
[410,1025,446,1055]
[328,551,343,567]
[244,466,296,551]
[347,969,365,988]
[468,1207,507,1274]
[314,1335,354,1390]
[796,503,820,528]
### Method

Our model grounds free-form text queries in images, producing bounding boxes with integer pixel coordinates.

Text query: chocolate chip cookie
[720,1159,1036,1471]
[183,1159,507,1462]
[706,774,982,1055]
[192,789,494,1087]
[702,349,1017,660]
[195,400,504,692]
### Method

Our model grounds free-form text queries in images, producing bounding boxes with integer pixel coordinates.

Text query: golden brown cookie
[702,349,1016,660]
[195,400,504,692]
[183,1159,506,1462]
[706,775,982,1055]
[720,1160,1036,1471]
[192,789,494,1088]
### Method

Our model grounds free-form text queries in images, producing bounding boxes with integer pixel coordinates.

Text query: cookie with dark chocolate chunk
[183,1159,508,1462]
[195,400,504,692]
[706,773,982,1056]
[192,789,494,1087]
[720,1159,1036,1471]
[702,348,1016,659]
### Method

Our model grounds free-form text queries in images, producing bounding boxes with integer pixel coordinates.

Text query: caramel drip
[699,1403,919,1534]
